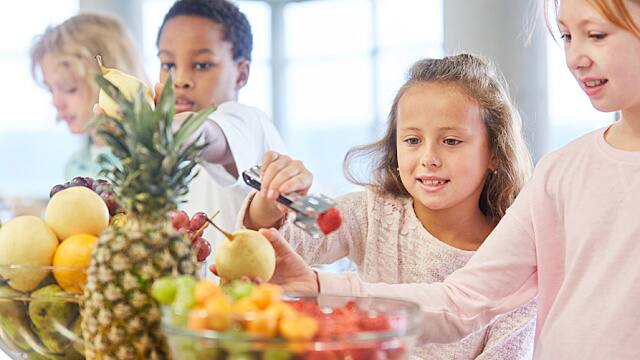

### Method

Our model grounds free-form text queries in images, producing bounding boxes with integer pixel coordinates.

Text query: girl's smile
[580,77,608,97]
[416,176,450,192]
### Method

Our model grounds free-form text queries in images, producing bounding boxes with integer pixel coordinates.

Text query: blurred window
[283,0,444,195]
[0,1,79,199]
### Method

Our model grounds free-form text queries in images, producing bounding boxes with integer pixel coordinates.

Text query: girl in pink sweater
[241,54,536,359]
[254,0,640,359]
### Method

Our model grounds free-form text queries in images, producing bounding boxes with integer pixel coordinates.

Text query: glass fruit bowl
[0,264,86,360]
[162,294,422,360]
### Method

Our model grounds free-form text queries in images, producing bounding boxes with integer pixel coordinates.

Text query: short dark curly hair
[156,0,253,61]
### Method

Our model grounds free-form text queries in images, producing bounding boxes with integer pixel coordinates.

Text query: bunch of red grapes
[169,210,212,262]
[49,176,122,216]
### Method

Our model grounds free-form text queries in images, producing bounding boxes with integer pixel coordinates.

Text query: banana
[96,55,154,120]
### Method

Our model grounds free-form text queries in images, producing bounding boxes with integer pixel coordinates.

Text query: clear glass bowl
[0,264,85,360]
[162,294,422,360]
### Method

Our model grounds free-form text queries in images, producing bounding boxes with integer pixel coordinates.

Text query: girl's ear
[235,59,250,90]
[488,154,498,173]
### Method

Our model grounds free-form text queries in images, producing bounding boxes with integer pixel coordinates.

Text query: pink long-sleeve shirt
[320,127,640,359]
[239,190,535,359]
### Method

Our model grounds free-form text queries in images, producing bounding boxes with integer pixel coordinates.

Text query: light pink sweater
[319,127,640,359]
[239,190,536,359]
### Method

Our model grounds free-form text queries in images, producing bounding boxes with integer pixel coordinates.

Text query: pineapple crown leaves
[93,74,214,219]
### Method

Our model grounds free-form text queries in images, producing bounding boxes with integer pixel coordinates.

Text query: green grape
[172,275,197,313]
[224,280,256,302]
[263,348,292,360]
[151,276,177,304]
[221,332,253,355]
[172,336,198,360]
[227,352,257,360]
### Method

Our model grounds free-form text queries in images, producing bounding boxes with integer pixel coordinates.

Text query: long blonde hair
[30,13,148,103]
[344,54,533,222]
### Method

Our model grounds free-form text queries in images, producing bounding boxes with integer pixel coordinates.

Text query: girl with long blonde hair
[30,13,148,179]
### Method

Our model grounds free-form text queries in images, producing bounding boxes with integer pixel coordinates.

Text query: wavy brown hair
[344,54,533,222]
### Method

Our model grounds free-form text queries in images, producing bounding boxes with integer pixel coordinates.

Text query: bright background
[0,0,613,206]
[0,1,616,358]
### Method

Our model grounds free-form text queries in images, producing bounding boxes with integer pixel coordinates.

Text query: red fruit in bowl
[169,210,190,230]
[304,351,340,360]
[338,343,373,360]
[317,208,342,235]
[358,314,391,332]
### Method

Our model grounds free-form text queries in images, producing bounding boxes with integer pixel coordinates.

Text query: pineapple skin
[81,218,197,360]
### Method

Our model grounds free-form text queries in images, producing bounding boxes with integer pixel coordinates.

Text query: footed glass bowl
[0,264,85,360]
[162,294,422,360]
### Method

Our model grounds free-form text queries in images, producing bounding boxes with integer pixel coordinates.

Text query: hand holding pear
[212,222,276,283]
[96,55,154,119]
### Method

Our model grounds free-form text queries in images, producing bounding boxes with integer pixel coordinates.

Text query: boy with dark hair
[157,0,286,267]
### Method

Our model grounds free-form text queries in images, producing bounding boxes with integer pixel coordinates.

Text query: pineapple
[81,74,213,359]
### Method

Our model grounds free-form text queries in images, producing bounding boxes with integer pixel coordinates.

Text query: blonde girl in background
[263,0,640,358]
[30,13,148,180]
[242,54,536,359]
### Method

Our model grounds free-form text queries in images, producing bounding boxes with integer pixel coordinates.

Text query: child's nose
[566,42,592,71]
[420,150,442,168]
[52,93,65,111]
[173,70,194,89]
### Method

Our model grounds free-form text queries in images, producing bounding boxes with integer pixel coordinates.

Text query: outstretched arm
[263,187,540,345]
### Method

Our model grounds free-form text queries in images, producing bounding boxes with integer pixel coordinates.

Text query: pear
[0,285,35,352]
[213,224,276,282]
[0,216,59,292]
[44,186,109,240]
[68,315,85,356]
[96,55,154,119]
[28,284,78,354]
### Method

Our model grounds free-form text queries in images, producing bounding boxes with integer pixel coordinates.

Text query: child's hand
[259,151,313,206]
[92,104,106,116]
[208,264,263,285]
[153,82,163,104]
[260,228,319,294]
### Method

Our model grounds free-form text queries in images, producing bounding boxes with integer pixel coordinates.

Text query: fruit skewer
[241,165,343,238]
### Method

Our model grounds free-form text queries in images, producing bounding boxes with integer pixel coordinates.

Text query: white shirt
[180,101,286,278]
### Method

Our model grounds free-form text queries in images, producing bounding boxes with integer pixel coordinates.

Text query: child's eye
[403,137,421,145]
[160,63,175,72]
[588,32,607,40]
[194,63,213,71]
[559,33,572,42]
[443,138,461,146]
[63,87,78,95]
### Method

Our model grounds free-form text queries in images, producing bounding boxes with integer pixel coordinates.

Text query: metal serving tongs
[242,165,337,239]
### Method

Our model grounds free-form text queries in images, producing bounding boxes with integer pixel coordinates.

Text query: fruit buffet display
[0,176,113,359]
[0,61,414,360]
[156,277,421,360]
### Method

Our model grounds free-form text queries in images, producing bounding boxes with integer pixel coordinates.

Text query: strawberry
[317,208,342,235]
[358,314,391,332]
